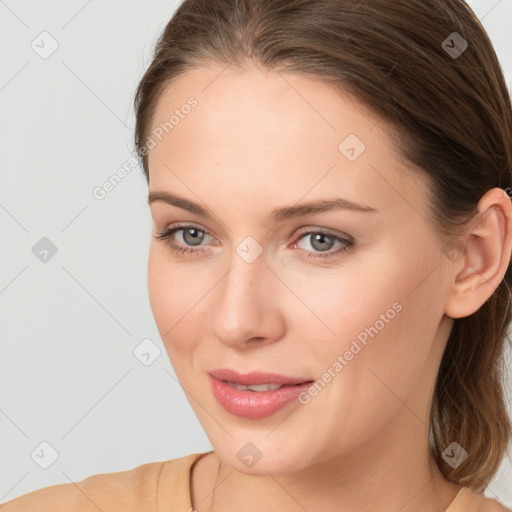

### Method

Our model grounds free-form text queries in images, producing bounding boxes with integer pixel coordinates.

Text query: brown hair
[133,0,512,491]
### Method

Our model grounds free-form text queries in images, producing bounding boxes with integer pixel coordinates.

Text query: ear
[444,188,512,319]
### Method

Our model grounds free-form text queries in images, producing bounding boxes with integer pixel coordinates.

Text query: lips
[208,368,315,419]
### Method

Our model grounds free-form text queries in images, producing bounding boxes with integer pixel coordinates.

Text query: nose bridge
[218,248,267,314]
[211,244,279,345]
[221,231,270,300]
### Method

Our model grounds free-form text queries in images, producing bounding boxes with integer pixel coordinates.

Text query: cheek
[147,243,214,360]
[147,245,172,335]
[298,245,443,424]
[298,239,441,358]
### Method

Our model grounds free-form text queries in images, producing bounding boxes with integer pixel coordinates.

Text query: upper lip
[209,368,314,386]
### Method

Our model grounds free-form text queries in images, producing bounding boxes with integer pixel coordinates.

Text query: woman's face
[146,63,455,475]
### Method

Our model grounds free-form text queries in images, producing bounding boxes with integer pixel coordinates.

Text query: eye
[153,223,354,260]
[292,229,354,260]
[153,223,212,256]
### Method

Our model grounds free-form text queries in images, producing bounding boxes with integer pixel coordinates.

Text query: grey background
[1,0,511,506]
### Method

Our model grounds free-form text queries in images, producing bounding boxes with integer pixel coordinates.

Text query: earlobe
[444,189,512,320]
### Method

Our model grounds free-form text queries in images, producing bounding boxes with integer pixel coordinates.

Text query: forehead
[149,63,386,165]
[146,63,430,222]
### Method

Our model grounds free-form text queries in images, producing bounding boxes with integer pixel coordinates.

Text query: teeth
[227,381,284,392]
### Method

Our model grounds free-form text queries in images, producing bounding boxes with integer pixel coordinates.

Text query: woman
[2,0,511,510]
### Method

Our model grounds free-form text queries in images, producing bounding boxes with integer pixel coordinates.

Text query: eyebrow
[148,190,378,222]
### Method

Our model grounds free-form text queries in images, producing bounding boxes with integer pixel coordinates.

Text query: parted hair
[133,0,512,491]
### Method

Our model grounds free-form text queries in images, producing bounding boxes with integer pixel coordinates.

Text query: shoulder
[449,486,511,512]
[0,452,204,512]
[479,496,511,512]
[0,460,165,512]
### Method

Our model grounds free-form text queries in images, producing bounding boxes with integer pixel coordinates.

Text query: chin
[212,437,309,476]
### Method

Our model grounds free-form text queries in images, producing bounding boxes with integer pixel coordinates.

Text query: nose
[211,249,285,349]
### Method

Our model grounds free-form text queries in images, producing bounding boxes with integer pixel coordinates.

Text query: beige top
[0,450,509,511]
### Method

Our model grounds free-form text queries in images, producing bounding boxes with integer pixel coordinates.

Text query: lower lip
[208,375,314,419]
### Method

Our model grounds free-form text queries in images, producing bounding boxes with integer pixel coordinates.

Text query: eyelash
[153,223,354,260]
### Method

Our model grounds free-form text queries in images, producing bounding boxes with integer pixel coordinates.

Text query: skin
[145,62,512,512]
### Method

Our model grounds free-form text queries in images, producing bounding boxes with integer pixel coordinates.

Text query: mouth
[208,368,314,386]
[208,371,316,419]
[222,380,312,392]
